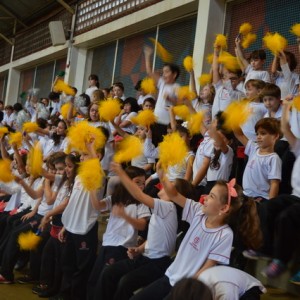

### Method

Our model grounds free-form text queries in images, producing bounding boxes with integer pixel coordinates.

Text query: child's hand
[145,128,152,139]
[112,204,126,218]
[58,227,66,243]
[21,211,35,222]
[127,247,142,259]
[14,176,23,184]
[110,162,122,175]
[235,37,241,46]
[144,45,153,57]
[156,162,165,180]
[85,134,95,152]
[39,215,50,231]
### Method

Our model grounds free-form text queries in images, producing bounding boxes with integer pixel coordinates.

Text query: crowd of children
[0,30,300,300]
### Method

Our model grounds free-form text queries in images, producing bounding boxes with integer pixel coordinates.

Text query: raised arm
[0,136,10,160]
[144,46,160,83]
[208,119,229,153]
[89,189,107,211]
[15,177,44,199]
[281,99,297,148]
[235,37,249,70]
[212,46,221,85]
[233,126,248,147]
[271,55,279,75]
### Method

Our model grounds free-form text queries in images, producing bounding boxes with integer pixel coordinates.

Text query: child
[85,74,100,99]
[271,50,299,99]
[130,173,260,300]
[241,79,267,140]
[234,118,282,201]
[142,98,155,111]
[91,163,196,300]
[212,46,245,118]
[235,38,270,90]
[87,166,150,300]
[135,80,155,106]
[1,105,15,128]
[261,83,282,119]
[112,82,126,101]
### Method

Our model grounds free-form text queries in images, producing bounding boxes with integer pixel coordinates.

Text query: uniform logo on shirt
[189,236,200,251]
[79,241,89,251]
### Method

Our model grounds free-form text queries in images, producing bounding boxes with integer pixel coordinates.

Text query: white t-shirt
[121,112,137,134]
[24,177,44,211]
[52,175,69,209]
[199,266,266,300]
[102,196,150,248]
[85,86,98,99]
[241,102,267,140]
[62,176,101,234]
[244,65,271,92]
[42,136,68,158]
[0,181,22,212]
[137,94,154,106]
[290,108,300,139]
[144,198,177,259]
[207,146,234,182]
[154,78,179,125]
[165,198,233,286]
[291,139,300,198]
[243,140,282,199]
[263,104,282,119]
[131,151,155,176]
[37,194,54,216]
[192,133,214,186]
[212,80,245,118]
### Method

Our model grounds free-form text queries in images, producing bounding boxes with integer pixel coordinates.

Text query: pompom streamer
[198,74,212,86]
[141,77,157,95]
[218,51,240,72]
[53,79,75,96]
[67,121,106,152]
[114,135,143,163]
[131,109,157,128]
[18,231,42,251]
[0,159,14,182]
[60,103,76,120]
[0,127,8,138]
[183,56,194,72]
[222,100,251,131]
[242,33,257,49]
[149,38,173,63]
[8,132,22,148]
[177,86,197,102]
[263,32,287,56]
[28,142,43,177]
[172,105,191,121]
[292,95,300,111]
[78,158,105,191]
[98,98,122,122]
[214,34,227,50]
[290,24,300,37]
[187,111,204,136]
[158,132,188,170]
[239,23,252,35]
[22,122,39,133]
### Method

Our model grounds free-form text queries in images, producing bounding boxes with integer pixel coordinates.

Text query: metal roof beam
[56,0,75,14]
[0,4,28,28]
[0,32,13,45]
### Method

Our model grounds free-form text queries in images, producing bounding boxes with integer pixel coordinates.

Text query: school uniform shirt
[199,266,266,300]
[52,175,69,209]
[62,176,101,235]
[0,181,22,212]
[154,78,180,125]
[85,86,98,99]
[101,196,150,248]
[291,139,300,198]
[2,112,16,127]
[120,112,137,134]
[143,138,158,159]
[263,104,282,119]
[42,136,68,158]
[131,151,155,176]
[37,194,54,216]
[50,101,61,116]
[241,102,267,140]
[192,101,212,125]
[243,66,271,92]
[143,198,177,259]
[290,108,300,139]
[193,133,214,186]
[243,140,282,199]
[165,198,233,286]
[137,94,154,106]
[207,146,234,182]
[212,80,245,118]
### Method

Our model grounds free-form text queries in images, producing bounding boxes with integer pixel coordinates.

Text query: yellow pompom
[239,23,253,35]
[292,95,300,111]
[223,100,251,131]
[0,159,14,182]
[188,111,204,136]
[206,53,214,65]
[183,56,194,72]
[114,135,143,163]
[218,51,240,72]
[198,74,212,86]
[28,142,43,177]
[177,86,197,102]
[214,34,227,50]
[172,105,191,121]
[78,158,105,191]
[131,110,157,128]
[290,24,300,37]
[60,103,76,120]
[53,79,75,96]
[158,132,188,170]
[67,121,106,153]
[241,33,257,49]
[0,127,8,138]
[98,98,122,122]
[8,132,22,148]
[18,231,42,251]
[149,38,173,63]
[141,77,157,95]
[263,32,287,56]
[22,122,39,133]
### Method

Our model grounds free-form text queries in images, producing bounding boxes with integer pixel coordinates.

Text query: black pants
[240,286,262,300]
[98,255,172,300]
[60,222,98,300]
[87,245,128,300]
[130,275,172,300]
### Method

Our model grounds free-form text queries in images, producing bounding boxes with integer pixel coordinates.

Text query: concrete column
[193,0,226,90]
[5,67,20,105]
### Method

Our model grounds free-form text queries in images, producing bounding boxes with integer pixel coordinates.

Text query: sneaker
[0,274,13,284]
[242,250,271,260]
[261,260,286,278]
[17,274,37,284]
[290,271,300,285]
[32,284,48,294]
